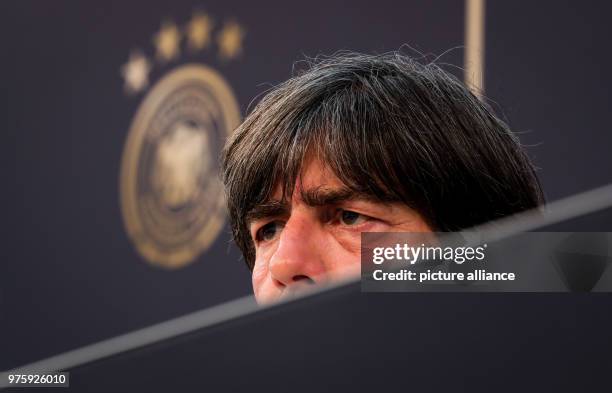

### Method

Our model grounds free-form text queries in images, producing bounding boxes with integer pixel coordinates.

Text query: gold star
[120,50,151,94]
[153,21,181,62]
[186,12,214,51]
[217,21,245,60]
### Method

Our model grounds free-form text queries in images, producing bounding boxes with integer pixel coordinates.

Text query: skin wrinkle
[246,186,394,228]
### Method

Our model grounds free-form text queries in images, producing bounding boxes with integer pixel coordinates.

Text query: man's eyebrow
[246,187,382,226]
[246,200,290,225]
[300,186,378,207]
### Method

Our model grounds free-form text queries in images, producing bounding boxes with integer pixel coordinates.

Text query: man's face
[247,157,431,303]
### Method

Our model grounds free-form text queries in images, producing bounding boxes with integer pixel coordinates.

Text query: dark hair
[222,52,544,269]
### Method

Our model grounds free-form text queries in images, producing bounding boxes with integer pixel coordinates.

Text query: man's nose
[268,215,324,288]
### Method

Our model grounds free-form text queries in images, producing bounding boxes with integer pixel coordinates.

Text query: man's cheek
[322,243,361,279]
[251,257,269,292]
[333,261,361,280]
[333,231,364,257]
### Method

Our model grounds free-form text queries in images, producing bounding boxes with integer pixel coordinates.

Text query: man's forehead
[246,183,360,227]
[245,157,393,225]
[269,157,347,203]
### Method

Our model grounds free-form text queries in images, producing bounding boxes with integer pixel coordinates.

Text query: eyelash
[255,221,283,242]
[254,209,373,243]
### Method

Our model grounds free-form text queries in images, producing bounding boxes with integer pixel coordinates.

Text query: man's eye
[256,222,283,242]
[339,210,368,226]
